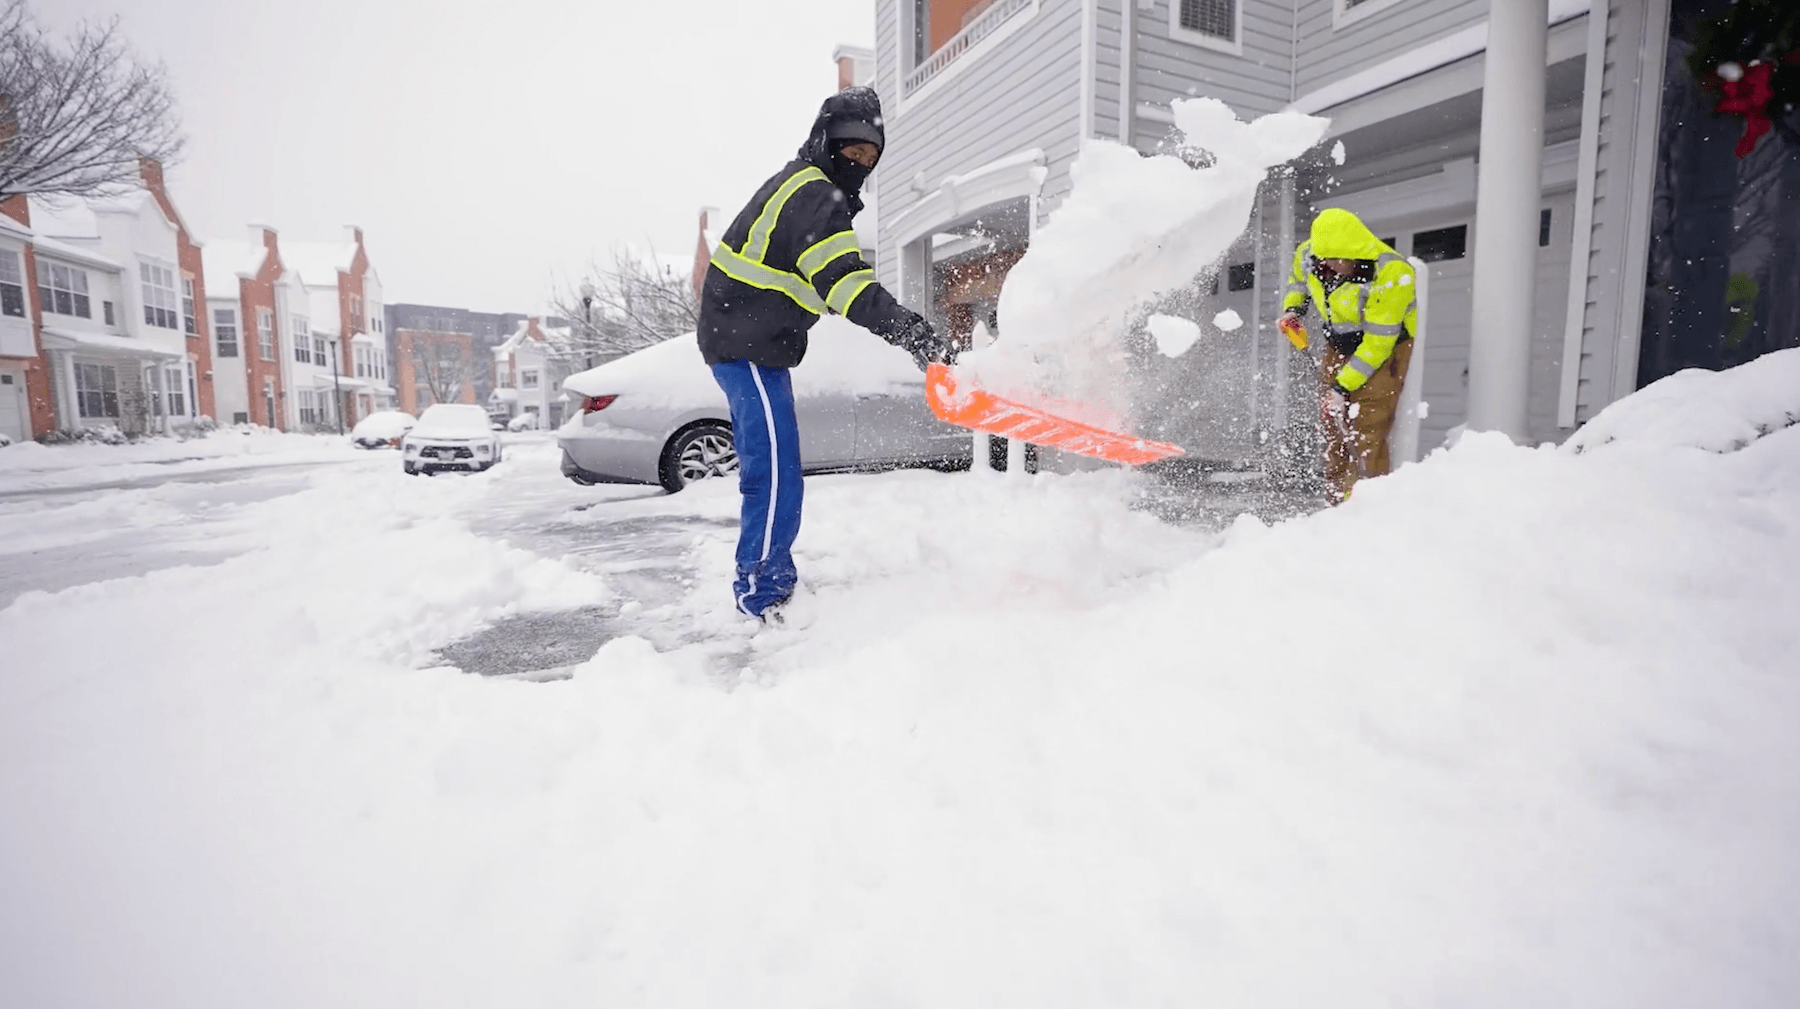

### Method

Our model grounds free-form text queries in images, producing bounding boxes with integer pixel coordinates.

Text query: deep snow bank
[3,364,1798,1008]
[966,99,1327,425]
[1566,346,1800,454]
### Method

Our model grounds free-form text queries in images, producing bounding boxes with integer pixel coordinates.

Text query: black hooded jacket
[697,88,920,369]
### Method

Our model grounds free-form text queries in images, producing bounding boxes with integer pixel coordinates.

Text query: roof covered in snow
[280,240,359,288]
[201,240,266,295]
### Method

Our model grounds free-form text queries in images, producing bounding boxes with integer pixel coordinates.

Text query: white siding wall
[1293,0,1487,97]
[874,0,1084,289]
[1127,0,1295,146]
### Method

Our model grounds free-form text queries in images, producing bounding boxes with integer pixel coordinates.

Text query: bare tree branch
[411,337,472,407]
[0,0,185,200]
[546,245,700,367]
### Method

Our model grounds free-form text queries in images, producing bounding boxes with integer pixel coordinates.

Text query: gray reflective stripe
[797,230,861,280]
[1344,356,1378,380]
[1356,280,1371,321]
[742,166,828,264]
[825,269,874,315]
[1363,321,1404,336]
[1325,323,1363,336]
[1284,282,1307,295]
[711,246,825,314]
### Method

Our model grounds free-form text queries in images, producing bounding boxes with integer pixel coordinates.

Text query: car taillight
[582,395,617,413]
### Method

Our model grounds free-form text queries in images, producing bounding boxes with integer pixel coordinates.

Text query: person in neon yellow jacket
[1279,208,1418,498]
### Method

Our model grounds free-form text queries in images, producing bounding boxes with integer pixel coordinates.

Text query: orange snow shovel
[925,363,1184,467]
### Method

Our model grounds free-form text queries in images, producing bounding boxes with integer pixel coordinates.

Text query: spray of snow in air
[1213,308,1244,332]
[962,98,1328,427]
[1332,140,1346,165]
[1147,314,1203,357]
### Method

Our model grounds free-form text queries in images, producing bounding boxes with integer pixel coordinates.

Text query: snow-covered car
[506,412,540,432]
[558,316,972,493]
[350,410,416,449]
[403,404,504,475]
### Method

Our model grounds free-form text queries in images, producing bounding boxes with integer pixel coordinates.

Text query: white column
[1466,0,1548,439]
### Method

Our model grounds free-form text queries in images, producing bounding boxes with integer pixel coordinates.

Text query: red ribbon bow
[1716,61,1776,158]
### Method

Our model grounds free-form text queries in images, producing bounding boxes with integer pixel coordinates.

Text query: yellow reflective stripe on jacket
[742,166,829,264]
[710,245,825,314]
[797,230,861,281]
[824,269,875,315]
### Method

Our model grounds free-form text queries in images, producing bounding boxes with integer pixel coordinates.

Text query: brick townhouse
[2,158,214,440]
[202,226,288,428]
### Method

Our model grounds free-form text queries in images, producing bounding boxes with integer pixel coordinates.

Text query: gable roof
[200,239,267,296]
[280,240,359,288]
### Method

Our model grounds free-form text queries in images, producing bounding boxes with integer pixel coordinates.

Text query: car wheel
[659,422,736,493]
[404,462,418,475]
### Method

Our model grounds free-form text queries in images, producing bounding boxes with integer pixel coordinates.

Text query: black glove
[894,315,957,371]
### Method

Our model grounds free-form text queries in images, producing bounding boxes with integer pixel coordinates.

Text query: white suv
[402,404,503,475]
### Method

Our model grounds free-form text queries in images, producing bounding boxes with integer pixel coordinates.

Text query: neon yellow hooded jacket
[1282,208,1417,392]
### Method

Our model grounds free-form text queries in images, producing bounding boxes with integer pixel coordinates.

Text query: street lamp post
[580,282,597,370]
[329,339,345,434]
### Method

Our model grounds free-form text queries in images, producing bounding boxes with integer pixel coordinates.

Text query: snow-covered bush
[37,425,131,446]
[0,431,12,447]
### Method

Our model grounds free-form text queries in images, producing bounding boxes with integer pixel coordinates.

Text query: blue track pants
[710,361,803,617]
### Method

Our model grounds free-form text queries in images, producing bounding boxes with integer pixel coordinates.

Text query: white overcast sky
[38,0,875,313]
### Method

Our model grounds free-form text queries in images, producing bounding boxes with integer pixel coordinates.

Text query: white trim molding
[1168,0,1244,57]
[1557,0,1609,428]
[887,148,1049,250]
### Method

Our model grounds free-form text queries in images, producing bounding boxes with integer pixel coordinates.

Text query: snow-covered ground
[0,427,365,493]
[2,352,1797,1007]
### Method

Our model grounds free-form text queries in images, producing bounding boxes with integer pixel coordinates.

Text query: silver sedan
[558,317,972,493]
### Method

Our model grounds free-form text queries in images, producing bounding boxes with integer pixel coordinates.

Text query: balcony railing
[902,0,1034,98]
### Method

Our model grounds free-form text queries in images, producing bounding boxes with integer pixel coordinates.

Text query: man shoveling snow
[698,87,958,622]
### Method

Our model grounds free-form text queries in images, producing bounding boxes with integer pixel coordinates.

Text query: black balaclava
[797,86,886,216]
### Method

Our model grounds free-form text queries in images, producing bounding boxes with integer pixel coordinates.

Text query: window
[257,307,274,360]
[315,335,327,366]
[75,362,119,418]
[165,364,186,417]
[350,295,362,333]
[521,369,539,389]
[104,301,115,325]
[182,277,197,335]
[1174,0,1239,50]
[1411,225,1468,263]
[1539,208,1553,247]
[1227,262,1256,292]
[297,388,318,427]
[140,262,180,329]
[233,411,248,424]
[0,250,24,317]
[35,261,91,318]
[354,345,368,378]
[1334,0,1405,26]
[417,386,433,407]
[293,316,312,364]
[186,362,197,416]
[214,308,239,357]
[262,381,275,427]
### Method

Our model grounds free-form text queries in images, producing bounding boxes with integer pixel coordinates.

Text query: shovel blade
[925,363,1184,467]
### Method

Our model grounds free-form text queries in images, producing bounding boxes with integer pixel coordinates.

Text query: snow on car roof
[561,316,923,404]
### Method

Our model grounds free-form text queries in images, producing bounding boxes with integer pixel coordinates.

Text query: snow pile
[1213,307,1244,331]
[966,99,1327,423]
[0,426,360,492]
[1566,346,1800,454]
[4,358,1800,1007]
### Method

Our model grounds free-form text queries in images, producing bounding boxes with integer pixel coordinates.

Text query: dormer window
[140,262,180,329]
